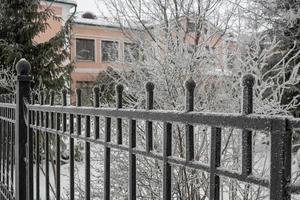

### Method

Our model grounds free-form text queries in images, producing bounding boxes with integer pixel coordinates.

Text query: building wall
[34,5,63,43]
[70,24,130,103]
[34,1,74,43]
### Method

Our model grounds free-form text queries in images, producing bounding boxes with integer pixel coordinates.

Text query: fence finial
[50,90,55,106]
[145,82,155,92]
[242,74,255,88]
[185,77,196,112]
[16,58,31,75]
[62,89,67,106]
[40,91,45,105]
[116,84,123,109]
[93,87,100,107]
[93,86,100,95]
[76,88,81,107]
[116,84,124,93]
[185,77,196,92]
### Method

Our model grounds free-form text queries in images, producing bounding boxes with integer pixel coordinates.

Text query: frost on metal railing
[0,91,16,200]
[4,58,300,200]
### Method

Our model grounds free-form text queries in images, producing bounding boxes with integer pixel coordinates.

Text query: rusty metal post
[15,59,31,200]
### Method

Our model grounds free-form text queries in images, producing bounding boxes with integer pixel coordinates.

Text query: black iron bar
[85,113,91,200]
[27,92,35,200]
[69,111,75,200]
[0,96,2,198]
[45,91,52,200]
[26,105,280,132]
[93,87,100,140]
[145,82,154,153]
[128,119,136,200]
[116,84,123,145]
[241,74,254,177]
[163,122,172,200]
[76,89,82,136]
[29,122,271,188]
[104,117,111,200]
[185,78,195,161]
[210,127,221,200]
[56,91,61,200]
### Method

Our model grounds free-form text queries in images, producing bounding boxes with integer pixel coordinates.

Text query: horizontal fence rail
[0,58,300,200]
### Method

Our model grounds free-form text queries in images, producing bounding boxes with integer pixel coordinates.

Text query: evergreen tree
[255,0,300,109]
[0,0,74,92]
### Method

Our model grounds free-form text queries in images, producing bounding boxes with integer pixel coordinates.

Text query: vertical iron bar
[6,96,10,194]
[76,89,81,136]
[241,74,254,177]
[6,95,10,192]
[69,111,74,200]
[104,117,111,200]
[0,97,2,200]
[128,119,136,200]
[27,92,35,200]
[185,78,195,161]
[3,95,6,190]
[163,122,172,200]
[10,94,14,194]
[93,87,100,140]
[35,92,43,200]
[15,59,31,200]
[270,118,291,200]
[145,82,154,153]
[210,127,221,200]
[116,84,123,144]
[85,113,91,200]
[2,95,5,198]
[0,96,2,195]
[56,91,61,200]
[45,91,52,200]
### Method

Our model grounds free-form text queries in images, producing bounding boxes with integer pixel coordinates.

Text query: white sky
[75,0,103,14]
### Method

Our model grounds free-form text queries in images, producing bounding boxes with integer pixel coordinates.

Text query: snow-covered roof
[74,15,123,29]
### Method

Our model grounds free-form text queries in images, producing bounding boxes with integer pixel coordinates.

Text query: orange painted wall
[34,5,63,43]
[70,24,130,94]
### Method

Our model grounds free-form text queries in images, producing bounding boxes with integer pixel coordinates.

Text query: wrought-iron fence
[1,58,300,200]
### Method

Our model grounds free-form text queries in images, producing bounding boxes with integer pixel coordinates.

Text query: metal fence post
[15,59,31,200]
[241,74,254,177]
[185,78,195,161]
[270,118,291,200]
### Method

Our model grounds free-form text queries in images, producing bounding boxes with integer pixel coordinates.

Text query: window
[101,41,119,62]
[124,43,140,62]
[76,39,95,61]
[187,22,196,33]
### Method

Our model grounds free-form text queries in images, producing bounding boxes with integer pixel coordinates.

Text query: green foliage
[0,0,74,92]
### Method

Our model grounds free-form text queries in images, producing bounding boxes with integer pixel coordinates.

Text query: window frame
[101,40,120,63]
[75,38,96,62]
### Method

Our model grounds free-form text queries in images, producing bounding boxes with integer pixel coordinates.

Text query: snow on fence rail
[0,58,300,200]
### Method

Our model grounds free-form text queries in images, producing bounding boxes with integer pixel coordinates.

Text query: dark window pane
[124,43,139,62]
[76,39,95,61]
[187,22,196,33]
[101,41,119,62]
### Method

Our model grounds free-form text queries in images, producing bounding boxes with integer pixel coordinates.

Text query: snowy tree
[67,0,300,199]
